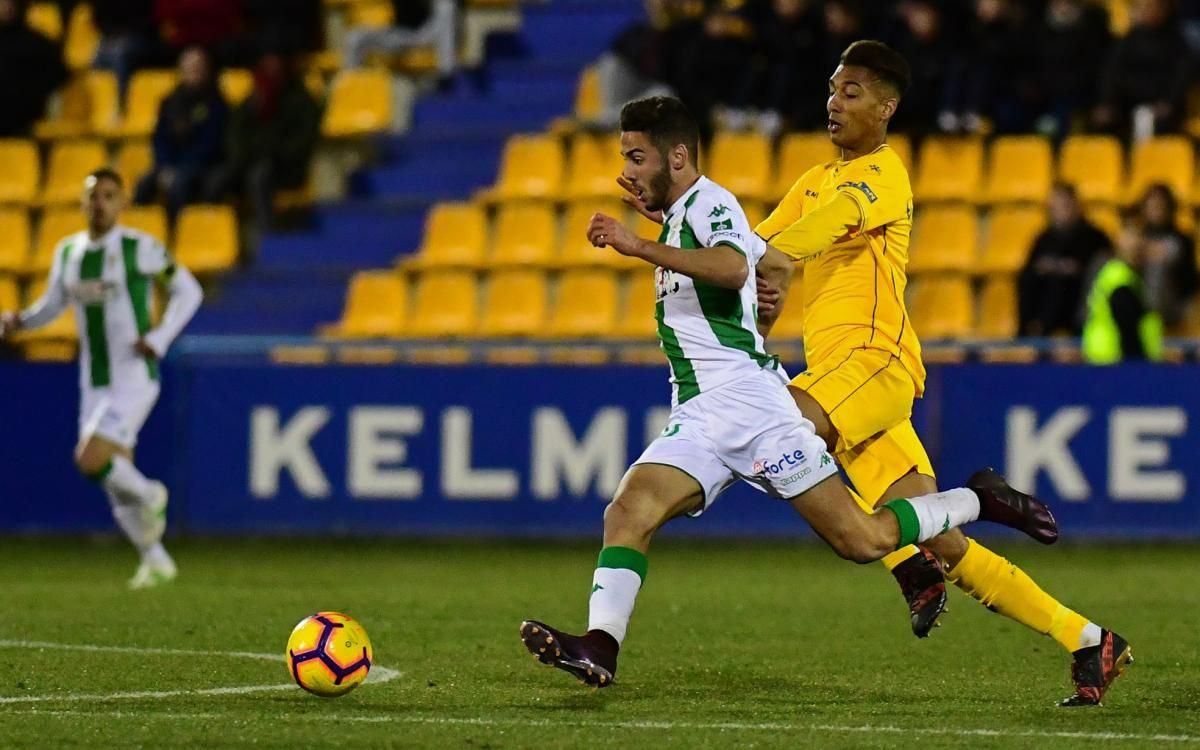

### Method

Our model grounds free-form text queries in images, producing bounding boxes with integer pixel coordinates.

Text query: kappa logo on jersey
[752,449,807,476]
[838,181,878,204]
[707,204,731,218]
[710,218,733,232]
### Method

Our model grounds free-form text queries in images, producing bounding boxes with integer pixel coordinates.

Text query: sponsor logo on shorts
[752,449,807,476]
[779,467,813,486]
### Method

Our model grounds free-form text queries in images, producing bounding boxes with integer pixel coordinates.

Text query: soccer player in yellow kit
[754,41,1129,706]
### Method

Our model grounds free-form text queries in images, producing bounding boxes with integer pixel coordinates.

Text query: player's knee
[74,450,107,477]
[827,529,889,564]
[603,491,663,538]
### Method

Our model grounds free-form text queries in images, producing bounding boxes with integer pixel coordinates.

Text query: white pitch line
[0,639,400,705]
[4,710,1199,744]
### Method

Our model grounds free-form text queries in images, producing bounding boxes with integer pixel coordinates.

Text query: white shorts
[78,384,160,449]
[634,367,840,514]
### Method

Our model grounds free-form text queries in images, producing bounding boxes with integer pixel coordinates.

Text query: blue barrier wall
[1,355,1196,538]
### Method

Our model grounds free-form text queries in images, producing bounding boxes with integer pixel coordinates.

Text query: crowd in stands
[596,0,1195,143]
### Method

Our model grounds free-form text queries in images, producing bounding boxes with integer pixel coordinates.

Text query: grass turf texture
[0,539,1197,749]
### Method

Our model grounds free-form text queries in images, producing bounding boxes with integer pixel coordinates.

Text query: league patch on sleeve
[711,218,734,232]
[837,180,878,204]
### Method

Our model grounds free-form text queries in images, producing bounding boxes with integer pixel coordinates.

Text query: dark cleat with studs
[969,467,1059,545]
[892,546,948,638]
[519,620,618,688]
[1061,629,1133,707]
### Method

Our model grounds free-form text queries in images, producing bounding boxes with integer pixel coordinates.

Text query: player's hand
[0,311,20,339]
[587,212,643,257]
[617,176,664,224]
[134,338,160,359]
[756,273,781,315]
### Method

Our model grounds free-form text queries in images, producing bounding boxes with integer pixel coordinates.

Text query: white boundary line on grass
[0,639,400,705]
[3,710,1199,744]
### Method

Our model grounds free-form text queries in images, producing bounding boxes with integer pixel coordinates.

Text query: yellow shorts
[791,347,935,506]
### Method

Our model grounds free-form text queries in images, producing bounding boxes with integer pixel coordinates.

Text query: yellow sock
[849,486,918,571]
[946,538,1091,653]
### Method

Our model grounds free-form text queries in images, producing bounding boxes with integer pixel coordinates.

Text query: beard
[642,163,673,212]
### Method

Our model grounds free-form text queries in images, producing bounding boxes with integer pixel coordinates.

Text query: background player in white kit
[519,97,1058,688]
[0,169,203,589]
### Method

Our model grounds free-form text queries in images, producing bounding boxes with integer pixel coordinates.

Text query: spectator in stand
[1018,183,1112,336]
[1028,0,1111,140]
[343,0,458,78]
[887,0,962,136]
[941,0,1035,135]
[0,0,68,137]
[671,0,760,136]
[727,0,822,136]
[204,50,320,230]
[1133,183,1200,327]
[1093,0,1192,140]
[155,0,244,66]
[92,0,159,98]
[134,46,228,224]
[1082,220,1164,363]
[243,0,322,57]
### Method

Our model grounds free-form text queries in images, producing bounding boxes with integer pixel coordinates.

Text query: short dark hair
[86,167,124,190]
[840,40,911,98]
[619,96,700,166]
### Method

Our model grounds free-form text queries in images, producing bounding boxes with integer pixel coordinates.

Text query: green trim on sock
[596,546,648,583]
[883,498,921,549]
[85,460,114,484]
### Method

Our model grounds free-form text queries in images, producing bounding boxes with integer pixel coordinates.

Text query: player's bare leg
[521,464,703,687]
[77,434,175,588]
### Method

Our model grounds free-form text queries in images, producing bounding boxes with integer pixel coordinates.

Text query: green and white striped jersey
[24,225,175,391]
[654,176,777,406]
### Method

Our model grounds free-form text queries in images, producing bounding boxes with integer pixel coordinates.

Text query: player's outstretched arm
[587,212,747,289]
[768,192,862,262]
[141,264,203,358]
[8,246,70,336]
[754,244,793,339]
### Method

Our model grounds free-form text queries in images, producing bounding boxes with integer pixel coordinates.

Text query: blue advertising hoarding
[1,354,1196,538]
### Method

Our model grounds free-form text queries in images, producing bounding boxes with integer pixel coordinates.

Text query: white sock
[102,456,154,507]
[587,567,643,645]
[896,488,980,544]
[1080,622,1103,649]
[109,495,154,555]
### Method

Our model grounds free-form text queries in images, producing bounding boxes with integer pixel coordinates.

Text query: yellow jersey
[755,142,926,395]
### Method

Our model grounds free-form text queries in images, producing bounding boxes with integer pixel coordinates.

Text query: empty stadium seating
[333,270,408,338]
[32,208,84,273]
[122,206,169,242]
[0,140,39,204]
[0,275,18,312]
[41,140,107,205]
[979,206,1046,274]
[481,134,564,202]
[403,202,488,269]
[611,271,657,339]
[772,133,837,199]
[490,204,557,267]
[174,205,238,274]
[565,133,622,200]
[545,269,618,337]
[977,277,1018,339]
[480,269,548,337]
[984,136,1053,204]
[1125,136,1194,204]
[913,137,984,203]
[116,70,178,138]
[0,209,31,274]
[707,132,771,202]
[408,270,479,337]
[909,275,974,339]
[114,140,153,190]
[322,69,393,138]
[908,205,977,273]
[1058,135,1123,204]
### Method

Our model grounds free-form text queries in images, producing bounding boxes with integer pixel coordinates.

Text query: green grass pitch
[0,538,1197,748]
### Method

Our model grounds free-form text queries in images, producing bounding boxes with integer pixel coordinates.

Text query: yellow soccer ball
[286,611,373,697]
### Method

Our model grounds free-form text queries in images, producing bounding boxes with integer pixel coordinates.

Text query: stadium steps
[196,0,643,334]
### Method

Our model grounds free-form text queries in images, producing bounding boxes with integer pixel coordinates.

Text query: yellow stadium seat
[913,137,983,203]
[65,3,99,70]
[976,277,1017,339]
[174,205,238,274]
[985,136,1053,204]
[321,69,392,137]
[979,206,1045,273]
[219,69,254,105]
[611,271,657,339]
[335,270,407,337]
[25,2,61,40]
[707,131,771,201]
[565,132,622,200]
[0,139,39,204]
[490,204,557,267]
[557,200,640,269]
[772,132,837,199]
[32,207,82,274]
[545,269,618,337]
[35,70,119,140]
[483,134,564,202]
[0,275,18,312]
[1086,204,1120,242]
[909,274,973,339]
[1058,135,1123,204]
[116,70,178,139]
[404,202,487,269]
[346,0,394,27]
[887,133,913,173]
[41,140,108,205]
[574,65,601,121]
[1125,136,1194,205]
[0,209,31,274]
[480,269,548,337]
[114,140,153,190]
[908,205,977,274]
[122,206,169,242]
[408,270,479,337]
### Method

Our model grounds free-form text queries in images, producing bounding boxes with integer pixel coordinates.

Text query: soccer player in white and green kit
[519,96,1058,688]
[0,169,203,588]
